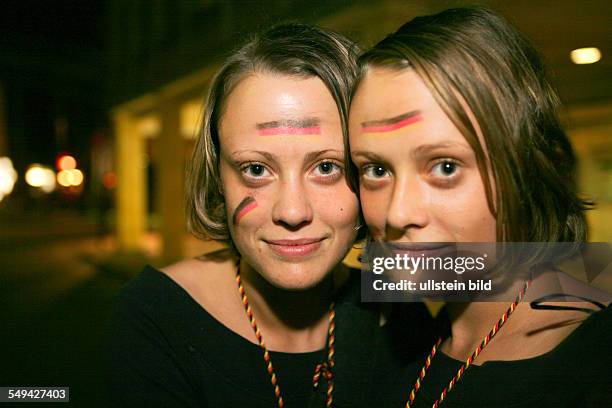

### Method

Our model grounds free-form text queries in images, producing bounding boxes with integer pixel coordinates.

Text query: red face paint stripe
[362,114,422,133]
[257,126,322,136]
[233,196,257,225]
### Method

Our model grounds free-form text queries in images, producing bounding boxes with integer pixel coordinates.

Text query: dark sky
[0,1,104,49]
[0,1,107,168]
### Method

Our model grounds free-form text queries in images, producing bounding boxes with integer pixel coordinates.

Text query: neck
[448,301,509,337]
[442,269,535,358]
[443,302,511,359]
[238,259,346,352]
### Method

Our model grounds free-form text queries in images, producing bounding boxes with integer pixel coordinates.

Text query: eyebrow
[256,118,322,136]
[361,111,422,133]
[303,149,344,163]
[230,150,276,162]
[350,151,387,162]
[410,142,471,158]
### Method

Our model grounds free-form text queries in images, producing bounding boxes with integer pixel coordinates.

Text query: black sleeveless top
[106,266,435,407]
[373,306,612,408]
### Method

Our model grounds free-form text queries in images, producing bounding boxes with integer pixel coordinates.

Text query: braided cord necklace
[236,265,336,408]
[406,280,531,408]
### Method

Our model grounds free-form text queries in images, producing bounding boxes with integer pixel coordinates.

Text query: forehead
[351,68,442,125]
[219,73,343,150]
[350,68,471,148]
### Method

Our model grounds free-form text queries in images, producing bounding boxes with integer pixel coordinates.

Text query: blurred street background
[0,1,610,406]
[0,209,214,406]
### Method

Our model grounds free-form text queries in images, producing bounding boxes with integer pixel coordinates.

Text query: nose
[385,174,429,239]
[272,175,313,230]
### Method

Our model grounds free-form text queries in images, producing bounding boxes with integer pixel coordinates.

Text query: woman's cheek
[360,189,386,234]
[317,186,360,227]
[231,195,259,226]
[229,192,267,240]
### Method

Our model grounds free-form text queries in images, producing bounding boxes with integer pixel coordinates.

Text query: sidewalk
[0,221,219,407]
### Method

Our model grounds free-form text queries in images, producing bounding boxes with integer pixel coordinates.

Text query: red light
[102,172,117,189]
[56,154,77,171]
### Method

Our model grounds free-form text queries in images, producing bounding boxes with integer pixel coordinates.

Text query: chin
[261,261,331,291]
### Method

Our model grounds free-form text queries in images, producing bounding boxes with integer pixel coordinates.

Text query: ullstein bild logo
[360,242,612,303]
[372,278,493,292]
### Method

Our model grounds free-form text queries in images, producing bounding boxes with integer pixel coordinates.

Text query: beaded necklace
[236,265,336,407]
[406,280,531,408]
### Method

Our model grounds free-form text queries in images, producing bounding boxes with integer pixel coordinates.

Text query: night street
[1,212,153,407]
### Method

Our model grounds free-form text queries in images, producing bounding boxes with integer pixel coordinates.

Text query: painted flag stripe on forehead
[256,118,322,136]
[257,126,321,136]
[361,111,422,133]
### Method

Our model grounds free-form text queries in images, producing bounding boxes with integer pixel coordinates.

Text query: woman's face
[349,68,496,244]
[219,73,359,290]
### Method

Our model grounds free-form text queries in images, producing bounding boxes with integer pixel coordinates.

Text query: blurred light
[0,157,18,202]
[137,115,160,138]
[102,172,117,189]
[40,181,56,193]
[570,47,601,64]
[72,169,84,186]
[57,169,84,187]
[181,101,201,139]
[25,164,56,193]
[25,165,48,187]
[57,170,72,187]
[57,154,77,171]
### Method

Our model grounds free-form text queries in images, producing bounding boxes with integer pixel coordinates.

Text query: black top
[106,265,435,407]
[375,306,612,408]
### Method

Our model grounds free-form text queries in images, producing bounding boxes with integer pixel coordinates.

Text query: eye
[242,163,270,178]
[315,161,339,175]
[362,164,390,179]
[431,160,458,177]
[311,161,343,184]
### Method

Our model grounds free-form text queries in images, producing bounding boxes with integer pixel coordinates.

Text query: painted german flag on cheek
[233,196,258,225]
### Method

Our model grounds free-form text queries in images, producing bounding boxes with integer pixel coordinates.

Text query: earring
[353,223,363,231]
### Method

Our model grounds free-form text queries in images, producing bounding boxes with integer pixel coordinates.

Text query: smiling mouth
[264,238,326,258]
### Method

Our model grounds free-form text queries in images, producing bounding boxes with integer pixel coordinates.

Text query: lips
[264,237,326,258]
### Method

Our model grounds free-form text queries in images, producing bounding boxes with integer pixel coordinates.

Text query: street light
[0,157,18,202]
[25,164,56,193]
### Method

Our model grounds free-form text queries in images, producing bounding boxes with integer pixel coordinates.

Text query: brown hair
[355,6,591,247]
[186,23,360,241]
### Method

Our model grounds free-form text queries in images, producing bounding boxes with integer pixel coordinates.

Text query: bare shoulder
[162,247,236,273]
[160,248,238,307]
[159,247,248,336]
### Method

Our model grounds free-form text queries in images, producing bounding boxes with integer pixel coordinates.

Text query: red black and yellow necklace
[406,280,531,408]
[236,265,336,408]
